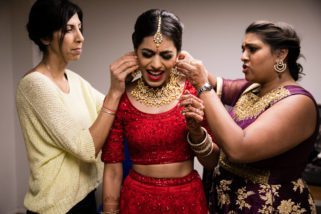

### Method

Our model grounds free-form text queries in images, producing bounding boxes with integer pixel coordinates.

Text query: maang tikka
[153,15,163,48]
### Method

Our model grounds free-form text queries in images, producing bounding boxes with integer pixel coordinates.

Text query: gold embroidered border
[219,152,270,184]
[234,87,291,121]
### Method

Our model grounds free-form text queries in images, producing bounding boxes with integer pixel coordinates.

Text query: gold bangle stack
[187,127,214,157]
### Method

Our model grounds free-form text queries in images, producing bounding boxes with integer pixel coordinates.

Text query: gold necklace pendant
[131,72,183,107]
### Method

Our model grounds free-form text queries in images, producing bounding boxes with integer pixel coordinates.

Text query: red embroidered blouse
[101,80,196,165]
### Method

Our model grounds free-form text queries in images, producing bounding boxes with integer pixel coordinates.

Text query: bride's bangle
[187,127,214,157]
[187,127,207,147]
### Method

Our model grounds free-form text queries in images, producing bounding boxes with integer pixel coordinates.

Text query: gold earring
[132,70,141,79]
[171,67,179,75]
[274,59,287,73]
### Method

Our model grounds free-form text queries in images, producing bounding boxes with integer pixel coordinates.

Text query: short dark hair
[245,20,303,81]
[132,9,183,52]
[27,0,83,54]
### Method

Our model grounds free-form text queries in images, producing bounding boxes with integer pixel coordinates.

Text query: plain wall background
[1,0,320,213]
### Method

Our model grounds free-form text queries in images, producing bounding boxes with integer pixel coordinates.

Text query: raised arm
[177,58,318,163]
[90,52,138,156]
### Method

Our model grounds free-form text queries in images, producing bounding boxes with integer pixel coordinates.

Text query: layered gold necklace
[131,72,183,107]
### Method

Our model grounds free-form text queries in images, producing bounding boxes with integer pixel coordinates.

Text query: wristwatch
[197,82,213,96]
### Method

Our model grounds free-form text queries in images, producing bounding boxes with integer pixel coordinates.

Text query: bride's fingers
[180,95,204,110]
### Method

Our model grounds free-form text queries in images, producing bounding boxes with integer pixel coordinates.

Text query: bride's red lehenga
[102,80,209,214]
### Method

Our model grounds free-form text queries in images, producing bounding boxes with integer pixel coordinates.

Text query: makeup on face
[137,36,177,87]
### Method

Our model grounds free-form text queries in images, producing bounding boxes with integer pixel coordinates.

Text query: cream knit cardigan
[16,70,104,214]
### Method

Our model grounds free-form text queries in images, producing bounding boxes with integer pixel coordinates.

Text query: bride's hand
[180,91,205,134]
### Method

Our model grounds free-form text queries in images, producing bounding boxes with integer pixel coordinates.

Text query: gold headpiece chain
[153,15,163,48]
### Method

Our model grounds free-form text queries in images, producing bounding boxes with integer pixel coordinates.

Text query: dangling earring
[126,70,141,84]
[172,66,184,77]
[171,66,179,75]
[274,59,287,73]
[132,69,142,79]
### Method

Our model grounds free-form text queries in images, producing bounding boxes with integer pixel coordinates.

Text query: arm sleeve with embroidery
[101,101,125,163]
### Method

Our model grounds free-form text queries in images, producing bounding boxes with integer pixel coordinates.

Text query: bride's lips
[146,70,164,81]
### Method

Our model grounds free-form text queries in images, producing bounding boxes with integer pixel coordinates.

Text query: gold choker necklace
[131,73,183,107]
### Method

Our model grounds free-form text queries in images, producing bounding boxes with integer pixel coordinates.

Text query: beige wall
[0,1,17,213]
[1,0,34,213]
[70,0,321,101]
[1,0,320,213]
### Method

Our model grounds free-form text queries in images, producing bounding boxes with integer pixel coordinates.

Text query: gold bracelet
[198,134,214,157]
[103,105,117,113]
[102,96,117,114]
[188,128,215,157]
[194,139,212,154]
[190,137,210,151]
[187,127,208,147]
[199,142,214,157]
[101,107,116,116]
